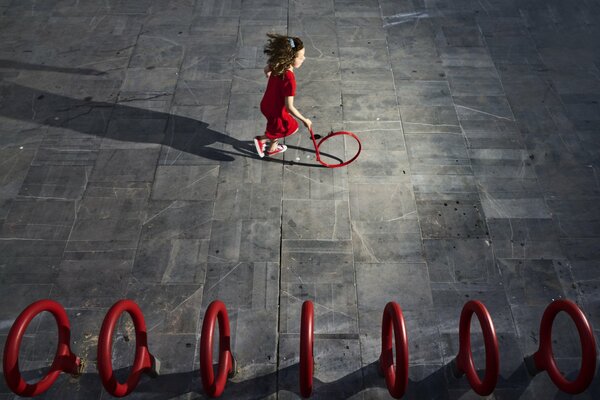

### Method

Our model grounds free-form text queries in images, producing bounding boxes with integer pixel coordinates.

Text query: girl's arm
[263,65,271,78]
[285,96,312,130]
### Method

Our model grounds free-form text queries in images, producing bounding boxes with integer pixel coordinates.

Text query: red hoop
[3,300,81,397]
[309,128,361,168]
[200,300,235,397]
[454,300,499,396]
[300,301,314,398]
[98,299,158,397]
[379,302,409,399]
[529,299,596,394]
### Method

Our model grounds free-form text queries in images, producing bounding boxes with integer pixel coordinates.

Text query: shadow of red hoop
[452,300,499,396]
[200,300,236,398]
[98,299,159,397]
[300,301,314,398]
[3,299,81,397]
[524,299,596,394]
[309,127,361,168]
[379,302,409,399]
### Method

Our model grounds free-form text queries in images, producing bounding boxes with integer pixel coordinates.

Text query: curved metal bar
[3,299,81,397]
[97,299,158,397]
[529,299,596,394]
[454,300,499,396]
[378,302,409,399]
[300,301,314,398]
[200,300,235,398]
[309,128,361,168]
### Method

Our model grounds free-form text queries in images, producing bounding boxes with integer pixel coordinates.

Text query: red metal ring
[3,299,80,397]
[300,301,314,398]
[200,300,234,398]
[455,300,499,396]
[532,299,596,394]
[97,299,155,397]
[309,128,361,168]
[379,302,409,399]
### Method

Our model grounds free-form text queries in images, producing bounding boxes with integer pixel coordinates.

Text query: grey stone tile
[128,34,185,69]
[89,148,160,183]
[239,219,281,262]
[392,55,446,81]
[124,282,204,334]
[151,165,219,201]
[342,92,400,121]
[102,116,166,150]
[440,47,495,68]
[356,263,433,312]
[405,133,469,164]
[350,181,416,222]
[440,26,484,47]
[202,262,279,310]
[133,238,208,284]
[121,67,179,93]
[424,239,497,283]
[18,165,90,200]
[347,150,410,180]
[453,95,514,121]
[431,282,516,334]
[412,175,478,195]
[283,163,348,200]
[0,257,59,284]
[497,259,572,307]
[0,284,53,334]
[278,335,363,399]
[480,193,551,219]
[1,198,76,241]
[548,199,600,238]
[52,259,131,308]
[400,106,461,134]
[140,200,213,241]
[352,220,423,263]
[0,148,35,198]
[282,199,351,240]
[417,199,488,239]
[396,81,453,107]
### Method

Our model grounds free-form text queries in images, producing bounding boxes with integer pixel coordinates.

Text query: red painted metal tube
[530,299,596,394]
[454,300,499,396]
[3,300,81,397]
[309,127,361,168]
[379,302,409,399]
[200,300,235,398]
[97,299,157,397]
[300,301,314,398]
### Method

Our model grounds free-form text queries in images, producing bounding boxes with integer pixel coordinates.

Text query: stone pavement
[1,0,600,399]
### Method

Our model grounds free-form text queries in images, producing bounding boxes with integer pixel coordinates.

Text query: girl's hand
[303,118,312,131]
[264,65,271,78]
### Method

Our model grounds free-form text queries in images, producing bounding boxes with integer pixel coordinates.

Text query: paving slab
[1,0,600,399]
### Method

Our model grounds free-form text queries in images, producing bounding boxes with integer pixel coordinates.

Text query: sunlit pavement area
[1,0,600,399]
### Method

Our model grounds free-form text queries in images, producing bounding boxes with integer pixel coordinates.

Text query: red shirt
[260,69,299,139]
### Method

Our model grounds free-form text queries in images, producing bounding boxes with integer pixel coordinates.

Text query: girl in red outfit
[254,33,312,157]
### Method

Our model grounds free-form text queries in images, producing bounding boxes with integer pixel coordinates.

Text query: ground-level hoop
[300,301,314,398]
[453,300,499,396]
[379,301,409,399]
[3,299,81,397]
[309,128,361,168]
[525,299,596,394]
[97,299,159,397]
[200,300,236,398]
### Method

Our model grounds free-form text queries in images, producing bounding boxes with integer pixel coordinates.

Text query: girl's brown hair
[264,33,304,76]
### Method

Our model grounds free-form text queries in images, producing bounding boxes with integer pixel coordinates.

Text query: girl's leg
[267,139,278,153]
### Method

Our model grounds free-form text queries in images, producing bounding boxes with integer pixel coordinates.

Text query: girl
[254,33,312,157]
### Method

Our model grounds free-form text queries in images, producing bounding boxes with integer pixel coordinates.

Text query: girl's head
[264,33,305,76]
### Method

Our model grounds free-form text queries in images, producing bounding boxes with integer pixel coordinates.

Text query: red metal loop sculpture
[200,300,236,398]
[453,300,499,396]
[98,299,159,397]
[3,299,81,397]
[300,301,314,398]
[309,127,361,168]
[379,302,409,399]
[528,299,596,394]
